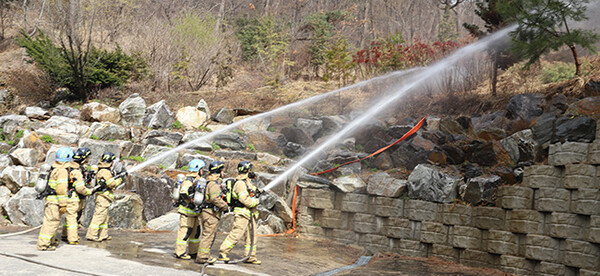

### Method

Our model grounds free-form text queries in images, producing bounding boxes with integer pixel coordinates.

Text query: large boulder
[501,129,537,164]
[0,154,12,169]
[81,102,121,123]
[506,93,545,121]
[367,172,407,197]
[320,115,347,137]
[390,142,429,170]
[462,175,501,205]
[176,106,208,129]
[465,140,497,166]
[272,197,294,225]
[246,131,285,155]
[120,141,146,159]
[0,166,30,193]
[212,132,245,150]
[181,131,213,151]
[213,150,257,160]
[9,148,38,167]
[128,173,174,221]
[211,108,236,124]
[552,116,596,143]
[24,106,50,120]
[147,212,179,231]
[141,130,183,147]
[119,93,146,127]
[565,96,600,120]
[17,131,48,154]
[141,144,177,169]
[0,186,11,209]
[296,118,323,139]
[51,105,81,118]
[78,139,121,165]
[477,128,507,141]
[441,145,465,165]
[108,193,144,229]
[234,116,271,133]
[472,111,509,132]
[144,100,175,129]
[584,79,600,97]
[86,122,130,141]
[532,112,557,145]
[281,127,313,147]
[331,175,365,193]
[408,164,460,203]
[263,212,286,234]
[0,115,28,133]
[3,187,43,226]
[283,142,306,158]
[37,116,88,145]
[439,117,467,135]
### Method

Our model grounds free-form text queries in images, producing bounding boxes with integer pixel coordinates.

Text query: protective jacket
[174,172,201,257]
[62,162,93,243]
[37,161,70,250]
[197,174,229,260]
[231,174,259,219]
[86,162,120,241]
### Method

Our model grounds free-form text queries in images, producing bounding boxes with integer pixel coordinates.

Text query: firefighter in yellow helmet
[85,152,125,242]
[196,161,229,264]
[218,161,261,265]
[61,147,93,244]
[174,159,205,260]
[37,147,72,251]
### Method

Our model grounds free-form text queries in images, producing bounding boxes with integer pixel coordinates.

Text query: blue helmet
[188,159,205,172]
[56,147,74,162]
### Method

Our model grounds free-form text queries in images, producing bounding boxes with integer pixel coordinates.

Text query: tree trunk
[491,50,498,96]
[569,45,581,76]
[215,0,225,33]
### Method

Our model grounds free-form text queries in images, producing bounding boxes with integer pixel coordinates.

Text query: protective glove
[248,171,257,179]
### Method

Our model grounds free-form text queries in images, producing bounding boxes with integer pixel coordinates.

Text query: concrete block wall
[298,141,600,275]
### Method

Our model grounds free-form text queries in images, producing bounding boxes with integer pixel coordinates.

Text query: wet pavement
[0,226,510,275]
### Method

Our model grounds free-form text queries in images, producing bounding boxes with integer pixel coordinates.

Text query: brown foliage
[7,68,53,106]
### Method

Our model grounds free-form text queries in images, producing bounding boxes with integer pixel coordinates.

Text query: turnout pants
[197,209,219,260]
[174,214,200,256]
[37,202,64,249]
[86,195,111,240]
[62,198,81,242]
[219,213,257,259]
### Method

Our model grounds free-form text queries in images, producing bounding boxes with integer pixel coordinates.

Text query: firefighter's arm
[234,181,258,208]
[71,170,92,196]
[207,182,228,211]
[98,169,121,189]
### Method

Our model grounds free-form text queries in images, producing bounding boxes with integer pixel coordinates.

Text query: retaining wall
[297,141,600,275]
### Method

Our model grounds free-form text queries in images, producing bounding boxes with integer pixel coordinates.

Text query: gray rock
[213,150,257,160]
[320,115,347,136]
[0,166,30,193]
[176,106,208,129]
[532,112,557,145]
[78,139,121,165]
[234,116,271,133]
[3,187,43,226]
[298,173,332,186]
[37,116,88,145]
[217,212,235,232]
[462,175,502,205]
[263,213,286,233]
[144,100,175,129]
[141,130,183,147]
[465,140,497,167]
[283,142,305,158]
[141,144,177,169]
[87,122,130,141]
[439,117,467,135]
[472,111,509,132]
[36,128,79,145]
[332,175,365,193]
[0,89,9,103]
[24,107,49,120]
[426,117,441,131]
[367,172,407,198]
[296,118,323,139]
[501,129,537,164]
[119,93,146,127]
[257,224,275,235]
[552,116,596,143]
[0,142,12,154]
[506,93,545,121]
[388,125,414,139]
[257,152,281,165]
[181,131,213,151]
[9,148,38,167]
[259,191,278,210]
[120,141,145,159]
[0,154,12,168]
[128,173,174,221]
[108,193,144,229]
[246,131,285,155]
[408,164,460,203]
[391,143,429,170]
[196,99,210,118]
[81,102,121,123]
[211,108,236,124]
[51,105,81,118]
[177,153,215,170]
[0,186,12,211]
[212,133,245,150]
[272,197,294,224]
[0,115,28,131]
[147,212,180,231]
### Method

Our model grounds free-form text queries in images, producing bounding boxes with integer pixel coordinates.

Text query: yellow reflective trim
[99,224,108,229]
[39,233,53,240]
[65,225,77,229]
[189,239,200,243]
[176,240,187,245]
[233,207,250,216]
[89,224,100,229]
[199,248,210,253]
[223,239,236,249]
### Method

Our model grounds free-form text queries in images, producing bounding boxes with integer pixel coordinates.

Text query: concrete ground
[0,227,509,276]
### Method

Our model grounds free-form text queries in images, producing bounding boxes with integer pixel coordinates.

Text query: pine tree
[498,0,599,76]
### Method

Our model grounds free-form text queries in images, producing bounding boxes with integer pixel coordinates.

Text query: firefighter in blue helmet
[174,159,205,259]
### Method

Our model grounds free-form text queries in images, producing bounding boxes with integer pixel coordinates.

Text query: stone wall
[298,141,600,275]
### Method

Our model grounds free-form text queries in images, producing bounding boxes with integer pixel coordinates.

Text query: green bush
[172,120,183,129]
[123,156,145,162]
[179,165,189,171]
[158,164,167,169]
[197,126,212,132]
[90,135,99,140]
[16,31,147,100]
[246,143,256,152]
[40,135,54,144]
[211,142,221,151]
[541,62,576,83]
[15,130,24,139]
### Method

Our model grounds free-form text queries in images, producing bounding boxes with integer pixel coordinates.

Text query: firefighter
[85,152,125,242]
[196,161,229,264]
[61,148,93,244]
[37,147,72,251]
[174,159,205,260]
[218,161,261,265]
